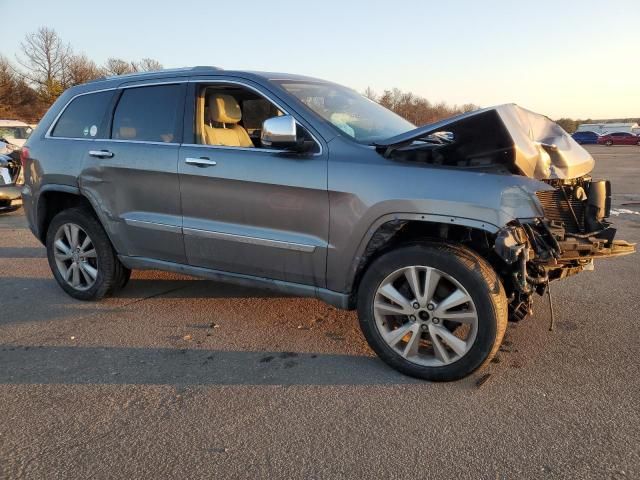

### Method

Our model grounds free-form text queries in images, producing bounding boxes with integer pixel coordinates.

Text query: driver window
[195,85,283,148]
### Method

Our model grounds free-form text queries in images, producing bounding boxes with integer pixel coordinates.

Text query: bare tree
[102,57,163,76]
[136,58,163,72]
[0,56,17,119]
[363,86,377,101]
[0,55,44,121]
[66,54,103,86]
[103,57,138,76]
[15,27,72,103]
[377,87,479,125]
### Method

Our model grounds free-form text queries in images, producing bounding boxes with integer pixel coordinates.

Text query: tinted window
[112,85,182,143]
[242,98,280,131]
[51,91,112,138]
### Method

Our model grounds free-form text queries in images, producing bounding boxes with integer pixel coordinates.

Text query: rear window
[51,91,112,138]
[111,85,182,143]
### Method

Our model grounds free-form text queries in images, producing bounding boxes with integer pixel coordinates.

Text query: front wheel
[357,243,507,381]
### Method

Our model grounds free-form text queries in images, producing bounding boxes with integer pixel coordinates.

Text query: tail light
[20,146,29,166]
[17,147,29,185]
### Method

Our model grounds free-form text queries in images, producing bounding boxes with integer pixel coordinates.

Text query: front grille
[536,189,585,233]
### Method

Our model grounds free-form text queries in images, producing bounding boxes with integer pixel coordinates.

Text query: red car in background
[597,132,640,146]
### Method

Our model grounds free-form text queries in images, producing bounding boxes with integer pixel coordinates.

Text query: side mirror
[261,115,298,149]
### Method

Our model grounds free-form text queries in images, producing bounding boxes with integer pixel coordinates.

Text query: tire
[46,207,122,300]
[606,140,613,146]
[357,243,507,381]
[109,260,132,295]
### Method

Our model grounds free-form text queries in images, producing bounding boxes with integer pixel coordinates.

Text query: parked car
[0,152,22,212]
[0,120,33,148]
[597,131,640,146]
[20,67,635,381]
[571,131,599,144]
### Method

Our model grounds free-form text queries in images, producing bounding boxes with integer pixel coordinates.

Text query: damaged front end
[375,103,595,180]
[376,104,635,321]
[494,176,635,320]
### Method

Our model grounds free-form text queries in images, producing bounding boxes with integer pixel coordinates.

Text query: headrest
[208,94,242,124]
[119,126,137,139]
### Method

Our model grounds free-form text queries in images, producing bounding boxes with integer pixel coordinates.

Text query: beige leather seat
[202,94,254,148]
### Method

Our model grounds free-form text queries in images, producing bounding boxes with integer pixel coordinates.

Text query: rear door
[78,81,187,263]
[178,79,329,287]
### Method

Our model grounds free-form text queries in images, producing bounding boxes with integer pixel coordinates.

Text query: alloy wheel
[53,222,98,291]
[373,265,478,367]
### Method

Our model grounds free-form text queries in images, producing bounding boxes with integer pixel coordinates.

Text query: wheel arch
[36,185,103,244]
[345,213,501,306]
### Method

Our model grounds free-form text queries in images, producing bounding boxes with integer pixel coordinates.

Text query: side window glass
[112,85,181,143]
[195,85,283,148]
[242,98,281,134]
[51,91,112,138]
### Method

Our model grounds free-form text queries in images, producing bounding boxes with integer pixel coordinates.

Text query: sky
[1,0,639,119]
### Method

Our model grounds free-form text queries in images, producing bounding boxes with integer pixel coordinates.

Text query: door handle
[185,157,217,167]
[89,150,114,159]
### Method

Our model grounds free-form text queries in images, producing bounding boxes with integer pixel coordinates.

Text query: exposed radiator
[536,189,585,233]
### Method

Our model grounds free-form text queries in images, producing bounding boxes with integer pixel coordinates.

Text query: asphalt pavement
[1,145,639,479]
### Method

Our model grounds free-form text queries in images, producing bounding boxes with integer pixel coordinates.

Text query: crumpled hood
[375,104,594,180]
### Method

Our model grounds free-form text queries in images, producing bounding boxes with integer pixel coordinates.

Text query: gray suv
[21,67,634,381]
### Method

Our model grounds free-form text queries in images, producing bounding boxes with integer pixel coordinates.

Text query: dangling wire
[547,280,555,331]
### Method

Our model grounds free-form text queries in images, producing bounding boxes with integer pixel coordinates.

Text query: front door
[178,81,329,287]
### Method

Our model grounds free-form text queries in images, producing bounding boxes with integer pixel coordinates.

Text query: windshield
[277,81,415,143]
[0,127,32,140]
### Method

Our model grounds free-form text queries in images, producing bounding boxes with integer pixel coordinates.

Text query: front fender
[326,146,551,293]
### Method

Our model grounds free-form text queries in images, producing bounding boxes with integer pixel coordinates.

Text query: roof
[82,66,329,88]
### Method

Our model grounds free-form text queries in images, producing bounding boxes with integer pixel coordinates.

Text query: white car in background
[0,119,33,148]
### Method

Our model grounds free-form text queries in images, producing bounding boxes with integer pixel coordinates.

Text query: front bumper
[495,176,635,291]
[0,184,22,211]
[0,159,23,211]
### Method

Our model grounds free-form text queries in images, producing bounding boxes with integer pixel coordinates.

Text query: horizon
[1,0,639,119]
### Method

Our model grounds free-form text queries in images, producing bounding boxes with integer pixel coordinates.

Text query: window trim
[183,79,323,156]
[44,78,324,154]
[45,88,116,140]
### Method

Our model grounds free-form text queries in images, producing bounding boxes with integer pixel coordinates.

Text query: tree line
[1,27,163,122]
[5,27,629,131]
[364,87,479,126]
[2,27,483,127]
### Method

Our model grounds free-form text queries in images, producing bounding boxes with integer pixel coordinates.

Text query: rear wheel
[606,140,613,146]
[357,243,507,381]
[110,260,132,294]
[46,207,124,300]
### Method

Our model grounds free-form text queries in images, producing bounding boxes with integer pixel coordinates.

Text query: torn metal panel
[375,104,595,180]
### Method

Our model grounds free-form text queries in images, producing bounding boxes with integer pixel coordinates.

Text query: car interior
[195,86,283,148]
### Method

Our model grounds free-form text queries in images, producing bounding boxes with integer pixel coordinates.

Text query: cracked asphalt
[1,145,639,479]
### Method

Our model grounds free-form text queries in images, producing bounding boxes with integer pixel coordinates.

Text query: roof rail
[95,66,223,82]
